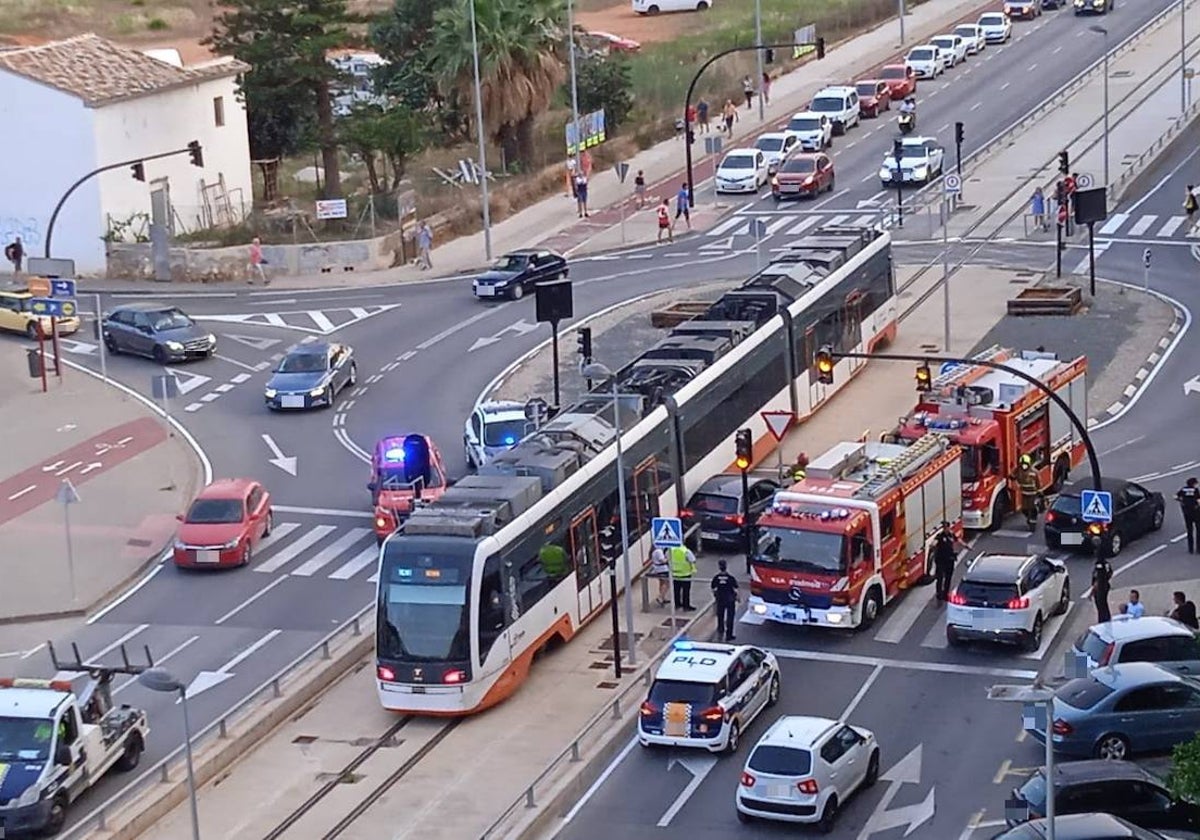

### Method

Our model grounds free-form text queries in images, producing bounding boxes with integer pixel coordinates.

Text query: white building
[0,34,252,275]
[328,50,388,117]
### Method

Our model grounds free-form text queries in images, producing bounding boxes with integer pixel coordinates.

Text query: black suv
[103,303,216,363]
[682,473,779,549]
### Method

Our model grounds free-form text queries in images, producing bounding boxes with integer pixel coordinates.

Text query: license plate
[476,285,495,297]
[281,395,306,409]
[780,185,800,193]
[1060,532,1083,545]
[701,530,719,539]
[781,609,797,621]
[195,550,221,564]
[766,784,793,798]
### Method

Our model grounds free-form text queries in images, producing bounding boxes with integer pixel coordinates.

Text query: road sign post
[615,162,630,244]
[940,177,961,356]
[754,219,767,269]
[1143,247,1151,290]
[56,479,81,603]
[652,516,684,630]
[152,374,180,491]
[761,410,796,478]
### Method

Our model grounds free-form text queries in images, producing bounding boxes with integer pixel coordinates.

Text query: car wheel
[511,283,524,300]
[736,808,753,824]
[647,3,660,11]
[152,345,168,364]
[1094,732,1130,760]
[105,334,120,354]
[45,794,67,834]
[240,543,252,568]
[25,322,40,340]
[817,796,839,834]
[989,490,1010,531]
[725,721,741,754]
[263,510,273,537]
[696,0,709,8]
[1057,579,1070,616]
[946,626,962,647]
[859,587,882,629]
[115,732,144,771]
[1024,613,1043,652]
[465,447,477,470]
[1151,506,1165,531]
[1108,530,1124,557]
[827,175,836,192]
[347,362,358,388]
[864,750,881,787]
[767,673,781,707]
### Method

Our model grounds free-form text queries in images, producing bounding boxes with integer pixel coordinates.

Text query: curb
[1093,308,1184,425]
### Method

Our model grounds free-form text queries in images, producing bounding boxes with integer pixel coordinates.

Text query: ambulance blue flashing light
[503,435,517,445]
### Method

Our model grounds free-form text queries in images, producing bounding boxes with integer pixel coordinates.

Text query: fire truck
[747,434,962,631]
[889,346,1088,531]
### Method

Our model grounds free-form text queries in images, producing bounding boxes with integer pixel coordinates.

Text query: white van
[808,86,860,135]
[632,0,711,14]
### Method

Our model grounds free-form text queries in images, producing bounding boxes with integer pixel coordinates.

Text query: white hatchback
[953,23,987,54]
[755,132,800,172]
[736,716,880,831]
[978,11,1013,43]
[905,45,943,79]
[715,149,769,194]
[930,34,968,66]
[947,553,1069,652]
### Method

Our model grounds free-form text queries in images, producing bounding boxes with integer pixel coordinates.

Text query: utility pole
[755,0,765,121]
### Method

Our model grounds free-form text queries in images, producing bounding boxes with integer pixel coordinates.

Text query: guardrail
[65,603,375,839]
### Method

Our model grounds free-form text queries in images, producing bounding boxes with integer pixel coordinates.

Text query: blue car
[472,249,568,300]
[264,342,357,410]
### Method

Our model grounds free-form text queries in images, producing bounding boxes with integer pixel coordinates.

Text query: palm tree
[426,0,566,170]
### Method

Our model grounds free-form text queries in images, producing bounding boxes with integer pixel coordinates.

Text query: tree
[575,54,634,134]
[1169,735,1200,803]
[426,0,566,169]
[370,0,447,111]
[340,104,426,193]
[207,0,356,199]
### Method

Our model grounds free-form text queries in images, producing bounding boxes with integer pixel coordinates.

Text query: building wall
[93,73,253,244]
[0,74,102,272]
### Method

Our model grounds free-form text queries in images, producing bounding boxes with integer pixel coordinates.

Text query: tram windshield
[377,542,472,663]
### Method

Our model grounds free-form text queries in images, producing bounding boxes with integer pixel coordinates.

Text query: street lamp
[468,0,493,260]
[582,362,637,666]
[137,667,201,840]
[1089,25,1110,188]
[988,683,1057,840]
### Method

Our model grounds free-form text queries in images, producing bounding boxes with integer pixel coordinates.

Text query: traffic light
[954,121,964,146]
[576,326,592,362]
[735,428,753,471]
[816,345,834,384]
[686,129,695,145]
[892,138,904,163]
[816,37,826,59]
[765,48,775,63]
[1058,150,1070,175]
[187,140,204,168]
[915,363,933,392]
[130,162,145,182]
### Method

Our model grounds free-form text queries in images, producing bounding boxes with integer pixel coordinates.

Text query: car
[990,812,1181,839]
[783,111,833,151]
[464,399,529,469]
[1044,478,1165,557]
[947,553,1069,651]
[735,716,880,830]
[638,641,780,753]
[771,152,835,200]
[369,434,450,540]
[1025,662,1200,760]
[172,478,272,569]
[953,23,987,54]
[102,302,216,363]
[472,249,568,300]
[978,11,1013,42]
[681,473,780,548]
[1043,0,1065,8]
[1008,760,1200,832]
[715,148,769,194]
[1073,615,1200,675]
[879,63,917,98]
[264,341,357,410]
[854,79,892,117]
[754,132,801,173]
[808,86,860,135]
[1075,0,1113,13]
[0,290,81,340]
[879,136,945,187]
[631,0,711,14]
[905,45,944,79]
[1005,0,1042,18]
[930,33,969,66]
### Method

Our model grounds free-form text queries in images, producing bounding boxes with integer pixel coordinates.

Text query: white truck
[0,662,148,836]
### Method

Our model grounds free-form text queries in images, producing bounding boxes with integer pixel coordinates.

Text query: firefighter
[1177,477,1200,553]
[711,559,740,641]
[791,452,809,482]
[1011,454,1041,532]
[932,521,966,602]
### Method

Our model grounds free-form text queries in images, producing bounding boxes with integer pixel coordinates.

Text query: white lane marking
[765,216,794,235]
[251,522,301,554]
[764,647,1038,679]
[827,214,849,225]
[706,216,750,237]
[87,564,164,625]
[19,643,46,661]
[1080,544,1168,598]
[416,304,509,350]
[1156,216,1186,237]
[970,102,982,111]
[271,504,374,519]
[1099,435,1145,456]
[215,384,235,393]
[330,545,380,580]
[349,307,369,319]
[200,393,222,403]
[399,350,417,361]
[291,528,373,577]
[114,635,199,695]
[840,664,883,721]
[89,624,151,661]
[254,525,336,574]
[1098,213,1128,235]
[874,581,937,643]
[785,216,823,236]
[562,737,638,825]
[309,311,336,333]
[1128,215,1158,236]
[263,313,287,327]
[213,353,259,372]
[231,373,252,384]
[215,576,290,625]
[1000,82,1010,90]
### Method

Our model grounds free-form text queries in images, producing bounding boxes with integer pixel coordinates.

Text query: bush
[1169,735,1200,802]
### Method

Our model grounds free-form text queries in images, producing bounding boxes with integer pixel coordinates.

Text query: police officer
[711,559,740,641]
[669,543,698,611]
[1011,454,1041,531]
[1177,477,1200,553]
[932,521,965,602]
[1092,554,1114,623]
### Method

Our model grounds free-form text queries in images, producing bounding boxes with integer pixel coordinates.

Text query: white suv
[905,44,944,79]
[930,34,968,66]
[808,86,860,136]
[947,553,1070,651]
[878,136,946,186]
[783,111,833,151]
[736,715,880,831]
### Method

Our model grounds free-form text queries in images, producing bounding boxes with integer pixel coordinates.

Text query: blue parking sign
[651,517,683,548]
[1080,490,1113,523]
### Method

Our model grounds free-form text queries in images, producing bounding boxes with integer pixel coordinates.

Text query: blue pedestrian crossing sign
[1081,489,1113,523]
[652,517,684,548]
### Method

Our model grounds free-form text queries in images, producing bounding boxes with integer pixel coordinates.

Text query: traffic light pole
[43,143,202,258]
[741,467,752,574]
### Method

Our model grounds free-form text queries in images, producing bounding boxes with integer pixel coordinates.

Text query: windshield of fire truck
[757,526,846,574]
[960,445,980,482]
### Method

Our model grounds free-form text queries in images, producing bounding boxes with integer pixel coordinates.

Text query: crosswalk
[1093,212,1200,240]
[705,212,885,240]
[249,520,380,582]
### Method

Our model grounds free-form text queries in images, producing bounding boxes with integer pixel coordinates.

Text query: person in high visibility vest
[669,544,697,611]
[1010,454,1041,532]
[791,452,809,483]
[539,543,569,580]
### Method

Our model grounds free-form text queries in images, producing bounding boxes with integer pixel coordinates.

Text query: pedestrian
[248,236,268,285]
[1120,589,1145,619]
[4,235,23,276]
[575,173,589,217]
[649,546,671,607]
[697,98,710,133]
[1030,187,1046,232]
[634,169,647,209]
[656,199,673,244]
[669,543,698,611]
[932,521,966,602]
[416,221,433,270]
[761,71,772,106]
[685,103,697,132]
[742,75,754,109]
[1185,185,1198,222]
[566,157,578,198]
[723,99,738,136]
[1169,591,1199,629]
[1092,555,1113,623]
[711,559,740,641]
[1177,477,1200,553]
[674,182,691,231]
[791,452,809,482]
[580,148,593,179]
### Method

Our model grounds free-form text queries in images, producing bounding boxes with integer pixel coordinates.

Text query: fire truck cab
[890,346,1088,531]
[748,435,962,631]
[368,434,449,542]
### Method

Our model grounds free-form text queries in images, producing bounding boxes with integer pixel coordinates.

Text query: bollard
[321,640,331,660]
[611,699,621,719]
[525,787,537,808]
[160,764,170,783]
[640,576,650,612]
[219,718,228,738]
[272,678,282,699]
[570,741,582,762]
[352,616,362,636]
[26,348,42,379]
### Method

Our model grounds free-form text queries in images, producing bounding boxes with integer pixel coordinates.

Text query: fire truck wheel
[860,588,883,628]
[988,491,1010,532]
[1052,457,1070,492]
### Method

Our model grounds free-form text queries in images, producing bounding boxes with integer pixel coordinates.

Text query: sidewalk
[0,347,200,628]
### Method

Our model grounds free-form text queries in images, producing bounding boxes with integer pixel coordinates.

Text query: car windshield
[856,83,879,96]
[748,744,813,776]
[376,547,471,662]
[757,526,846,574]
[898,144,930,159]
[756,137,785,152]
[909,48,934,60]
[980,14,1005,24]
[148,308,193,331]
[881,66,906,79]
[648,679,717,706]
[958,580,1019,608]
[810,96,844,112]
[0,716,52,762]
[1016,772,1049,810]
[954,26,977,37]
[277,352,328,374]
[788,117,820,131]
[492,255,529,271]
[1056,677,1115,710]
[185,497,244,524]
[483,418,526,448]
[1077,629,1112,663]
[782,158,817,174]
[722,155,755,169]
[1052,494,1083,515]
[691,493,739,514]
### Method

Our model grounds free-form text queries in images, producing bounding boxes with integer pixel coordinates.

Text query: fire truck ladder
[929,344,1012,396]
[858,434,947,498]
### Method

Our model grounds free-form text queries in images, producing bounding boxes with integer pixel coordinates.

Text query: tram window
[518,537,568,611]
[478,555,507,662]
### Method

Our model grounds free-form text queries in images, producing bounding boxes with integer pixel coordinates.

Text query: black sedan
[472,249,568,300]
[264,342,357,410]
[1044,478,1164,557]
[682,473,780,549]
[102,302,216,363]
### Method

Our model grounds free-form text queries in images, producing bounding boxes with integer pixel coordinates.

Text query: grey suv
[103,303,216,363]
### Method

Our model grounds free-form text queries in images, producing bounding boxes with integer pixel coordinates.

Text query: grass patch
[146,15,168,28]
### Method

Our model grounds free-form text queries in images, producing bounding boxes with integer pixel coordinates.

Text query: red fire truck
[890,346,1088,531]
[747,434,962,631]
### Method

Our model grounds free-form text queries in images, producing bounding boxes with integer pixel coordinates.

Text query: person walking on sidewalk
[669,543,698,611]
[575,173,589,217]
[248,237,268,285]
[697,98,710,133]
[4,236,23,277]
[742,75,754,109]
[416,221,434,270]
[634,169,647,209]
[649,546,671,607]
[1092,555,1113,623]
[656,199,673,244]
[761,71,772,106]
[1030,187,1047,232]
[1176,477,1200,553]
[722,99,738,136]
[1185,185,1198,225]
[711,559,740,641]
[674,182,691,231]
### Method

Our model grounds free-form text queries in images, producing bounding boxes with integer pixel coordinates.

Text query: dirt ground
[576,2,698,45]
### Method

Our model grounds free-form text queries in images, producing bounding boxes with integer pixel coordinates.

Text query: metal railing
[64,603,375,839]
[1110,97,1200,200]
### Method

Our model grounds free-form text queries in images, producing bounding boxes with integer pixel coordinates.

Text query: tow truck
[747,434,962,630]
[0,643,150,836]
[368,434,450,543]
[887,346,1088,531]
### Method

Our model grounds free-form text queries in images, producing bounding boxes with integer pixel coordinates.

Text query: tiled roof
[0,34,248,107]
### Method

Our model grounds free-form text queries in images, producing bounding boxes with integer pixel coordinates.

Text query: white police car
[638,641,780,753]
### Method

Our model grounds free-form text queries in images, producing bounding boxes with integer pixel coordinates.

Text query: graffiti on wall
[0,217,42,248]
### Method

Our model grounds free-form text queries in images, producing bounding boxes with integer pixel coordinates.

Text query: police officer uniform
[711,560,740,641]
[932,523,958,602]
[1092,557,1113,623]
[1177,478,1200,553]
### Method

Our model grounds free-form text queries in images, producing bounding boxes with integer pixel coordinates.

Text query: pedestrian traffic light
[954,121,964,146]
[815,345,834,384]
[892,139,904,163]
[765,48,775,63]
[915,363,933,392]
[576,326,592,361]
[686,129,695,145]
[735,428,753,471]
[816,37,826,59]
[1058,150,1070,175]
[130,162,145,182]
[187,140,204,168]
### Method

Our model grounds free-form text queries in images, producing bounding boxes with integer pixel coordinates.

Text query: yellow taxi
[0,289,81,339]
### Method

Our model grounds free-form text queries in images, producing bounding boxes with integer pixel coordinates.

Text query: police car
[638,642,780,753]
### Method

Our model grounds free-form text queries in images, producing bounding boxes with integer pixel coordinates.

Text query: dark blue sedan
[472,249,568,300]
[264,342,357,410]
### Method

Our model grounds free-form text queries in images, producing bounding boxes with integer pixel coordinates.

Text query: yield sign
[761,410,795,442]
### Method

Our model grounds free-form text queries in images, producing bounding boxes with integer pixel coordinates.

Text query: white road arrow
[59,338,98,355]
[182,629,281,700]
[167,369,212,396]
[658,755,717,827]
[1184,376,1200,396]
[856,744,935,839]
[261,433,298,476]
[226,334,282,351]
[468,319,540,353]
[857,193,886,209]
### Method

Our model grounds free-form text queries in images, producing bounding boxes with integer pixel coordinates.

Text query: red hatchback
[771,153,835,200]
[879,64,916,99]
[173,478,272,568]
[855,79,891,117]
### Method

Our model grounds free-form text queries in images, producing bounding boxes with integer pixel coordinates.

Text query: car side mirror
[175,513,184,522]
[55,745,72,766]
[367,481,377,493]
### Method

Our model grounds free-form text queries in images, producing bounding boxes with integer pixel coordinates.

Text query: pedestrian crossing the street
[704,212,885,239]
[1095,212,1200,240]
[248,520,381,582]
